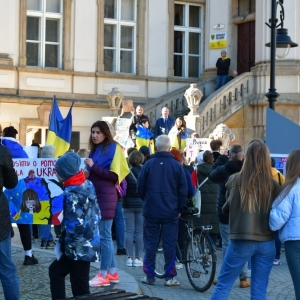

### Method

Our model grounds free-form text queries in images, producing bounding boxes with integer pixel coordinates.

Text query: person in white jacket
[269,149,300,300]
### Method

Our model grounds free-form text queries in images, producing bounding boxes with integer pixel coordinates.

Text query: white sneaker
[164,278,180,286]
[126,257,133,267]
[133,258,143,267]
[175,262,183,270]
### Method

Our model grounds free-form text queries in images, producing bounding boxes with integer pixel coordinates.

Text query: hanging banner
[209,32,227,49]
[5,158,84,225]
[186,138,211,158]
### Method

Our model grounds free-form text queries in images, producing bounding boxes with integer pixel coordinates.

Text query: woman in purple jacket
[84,121,121,287]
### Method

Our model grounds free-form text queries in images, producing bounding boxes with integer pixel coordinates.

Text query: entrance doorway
[237,21,255,74]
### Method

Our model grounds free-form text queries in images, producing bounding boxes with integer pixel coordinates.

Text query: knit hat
[41,145,56,158]
[196,151,204,164]
[221,50,227,55]
[170,149,182,163]
[55,152,81,180]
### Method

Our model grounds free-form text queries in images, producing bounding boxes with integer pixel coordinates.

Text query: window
[26,0,63,68]
[238,0,256,16]
[174,2,203,78]
[104,0,136,73]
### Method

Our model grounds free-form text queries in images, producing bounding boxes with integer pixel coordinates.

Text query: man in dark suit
[154,107,174,138]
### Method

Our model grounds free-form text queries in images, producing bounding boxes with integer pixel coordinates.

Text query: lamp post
[265,0,298,110]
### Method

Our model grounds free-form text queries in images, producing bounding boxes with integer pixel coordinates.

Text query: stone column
[184,83,203,133]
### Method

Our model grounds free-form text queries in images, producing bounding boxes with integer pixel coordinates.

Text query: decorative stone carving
[184,83,203,114]
[209,123,235,151]
[184,83,203,132]
[106,87,124,116]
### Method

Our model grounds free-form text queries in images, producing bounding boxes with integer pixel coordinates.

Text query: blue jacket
[137,151,188,218]
[269,178,300,243]
[1,137,28,158]
[154,117,174,138]
[62,179,101,262]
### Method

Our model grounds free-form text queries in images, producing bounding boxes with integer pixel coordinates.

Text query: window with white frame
[104,0,136,74]
[26,0,63,68]
[174,2,203,77]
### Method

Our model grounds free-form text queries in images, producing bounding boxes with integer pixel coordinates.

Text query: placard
[122,99,134,112]
[115,117,132,147]
[186,138,211,158]
[4,158,84,225]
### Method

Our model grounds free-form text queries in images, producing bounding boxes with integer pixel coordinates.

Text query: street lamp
[265,0,298,110]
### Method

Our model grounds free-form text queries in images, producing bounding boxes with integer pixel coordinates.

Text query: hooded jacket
[270,178,300,243]
[62,179,101,262]
[208,155,243,224]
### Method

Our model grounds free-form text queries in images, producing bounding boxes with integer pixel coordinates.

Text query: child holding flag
[136,119,154,153]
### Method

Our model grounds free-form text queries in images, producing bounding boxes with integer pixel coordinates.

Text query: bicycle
[155,207,217,292]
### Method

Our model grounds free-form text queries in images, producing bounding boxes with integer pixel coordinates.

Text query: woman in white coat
[269,149,300,300]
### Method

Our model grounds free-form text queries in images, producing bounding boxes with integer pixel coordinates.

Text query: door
[237,21,255,74]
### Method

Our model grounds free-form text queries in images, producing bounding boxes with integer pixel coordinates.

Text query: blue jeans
[219,222,247,279]
[274,231,281,259]
[99,220,116,270]
[143,216,178,282]
[216,75,228,90]
[0,234,19,300]
[123,207,143,258]
[285,240,300,299]
[211,240,275,300]
[114,201,125,249]
[38,225,53,242]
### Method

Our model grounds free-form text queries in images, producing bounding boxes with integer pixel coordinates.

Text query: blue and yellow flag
[46,96,74,157]
[136,125,154,150]
[168,127,190,151]
[88,142,129,183]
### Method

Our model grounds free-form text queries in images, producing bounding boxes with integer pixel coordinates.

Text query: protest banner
[115,117,132,148]
[5,158,84,225]
[186,138,211,158]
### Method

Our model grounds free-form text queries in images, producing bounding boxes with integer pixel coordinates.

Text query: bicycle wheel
[184,229,216,292]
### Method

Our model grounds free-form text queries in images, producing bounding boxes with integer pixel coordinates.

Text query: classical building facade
[0,0,299,149]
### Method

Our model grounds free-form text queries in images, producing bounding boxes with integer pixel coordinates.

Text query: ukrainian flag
[88,142,129,183]
[168,127,190,151]
[46,96,74,157]
[136,125,154,150]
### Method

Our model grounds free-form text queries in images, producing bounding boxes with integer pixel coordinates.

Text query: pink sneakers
[106,272,119,283]
[89,272,110,287]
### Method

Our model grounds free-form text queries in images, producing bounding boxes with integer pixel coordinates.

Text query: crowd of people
[1,103,300,300]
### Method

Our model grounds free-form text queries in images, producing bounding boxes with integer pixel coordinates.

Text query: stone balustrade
[197,72,256,137]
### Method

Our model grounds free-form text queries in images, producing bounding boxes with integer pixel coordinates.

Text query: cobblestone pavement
[2,225,296,300]
[121,247,295,300]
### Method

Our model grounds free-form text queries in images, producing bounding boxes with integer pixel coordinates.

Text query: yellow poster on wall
[209,32,227,49]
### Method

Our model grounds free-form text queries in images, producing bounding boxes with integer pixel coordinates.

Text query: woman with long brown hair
[211,139,279,300]
[168,116,189,151]
[270,149,300,300]
[84,121,129,287]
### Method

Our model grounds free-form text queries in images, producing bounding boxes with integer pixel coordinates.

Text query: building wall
[0,0,299,149]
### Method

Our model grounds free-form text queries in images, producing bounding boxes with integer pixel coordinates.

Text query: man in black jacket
[208,144,250,288]
[0,144,20,299]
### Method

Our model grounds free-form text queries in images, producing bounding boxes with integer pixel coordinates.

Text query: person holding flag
[136,119,154,154]
[85,121,129,287]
